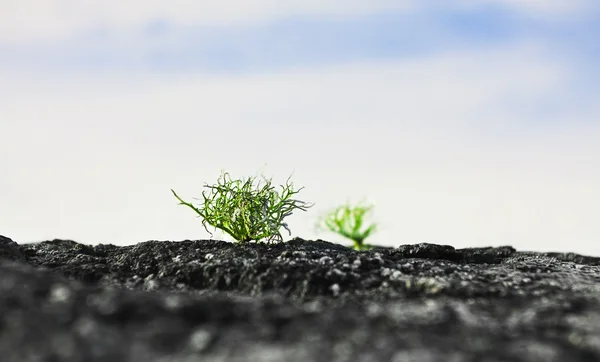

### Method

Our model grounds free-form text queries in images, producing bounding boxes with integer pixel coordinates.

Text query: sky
[1,1,599,255]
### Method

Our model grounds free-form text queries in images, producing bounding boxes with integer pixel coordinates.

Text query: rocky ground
[1,234,600,362]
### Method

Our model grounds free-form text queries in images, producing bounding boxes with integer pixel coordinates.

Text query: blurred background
[1,1,599,255]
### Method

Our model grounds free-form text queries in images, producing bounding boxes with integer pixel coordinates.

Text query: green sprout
[317,201,377,250]
[171,170,314,243]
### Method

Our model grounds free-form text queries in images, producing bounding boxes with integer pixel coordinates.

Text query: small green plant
[317,201,377,250]
[171,170,314,243]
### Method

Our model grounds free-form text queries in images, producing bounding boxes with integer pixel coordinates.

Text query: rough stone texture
[1,234,600,362]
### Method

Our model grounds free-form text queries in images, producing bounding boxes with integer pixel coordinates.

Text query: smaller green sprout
[172,170,314,243]
[317,201,377,251]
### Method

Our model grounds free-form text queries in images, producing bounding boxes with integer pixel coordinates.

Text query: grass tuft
[317,201,377,250]
[172,170,314,243]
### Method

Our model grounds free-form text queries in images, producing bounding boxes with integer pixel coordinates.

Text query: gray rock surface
[1,235,599,361]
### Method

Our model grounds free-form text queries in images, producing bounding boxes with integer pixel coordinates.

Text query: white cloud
[1,42,599,254]
[452,0,594,17]
[0,0,414,44]
[1,0,595,44]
